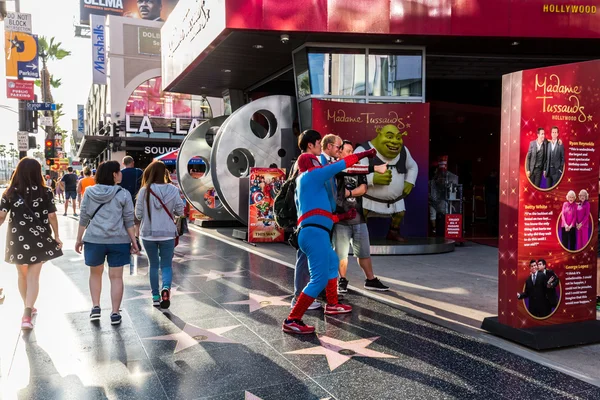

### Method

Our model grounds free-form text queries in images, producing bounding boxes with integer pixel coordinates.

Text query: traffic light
[44,139,54,159]
[45,159,54,166]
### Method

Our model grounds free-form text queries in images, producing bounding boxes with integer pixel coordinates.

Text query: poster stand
[482,61,600,350]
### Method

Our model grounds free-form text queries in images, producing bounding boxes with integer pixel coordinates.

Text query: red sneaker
[282,319,315,334]
[21,316,33,330]
[325,303,353,315]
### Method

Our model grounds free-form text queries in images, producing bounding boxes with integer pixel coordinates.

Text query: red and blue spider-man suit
[283,148,377,334]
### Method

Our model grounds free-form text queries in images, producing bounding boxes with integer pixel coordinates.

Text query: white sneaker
[290,298,322,310]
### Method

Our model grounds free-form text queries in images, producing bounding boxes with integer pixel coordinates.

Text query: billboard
[498,60,600,328]
[4,32,39,78]
[80,0,179,25]
[311,99,430,238]
[91,14,106,85]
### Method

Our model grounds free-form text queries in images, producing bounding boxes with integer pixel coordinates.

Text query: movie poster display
[248,168,286,243]
[311,100,430,238]
[80,0,179,25]
[499,60,600,328]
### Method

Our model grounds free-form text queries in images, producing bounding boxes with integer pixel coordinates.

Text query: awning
[76,135,112,159]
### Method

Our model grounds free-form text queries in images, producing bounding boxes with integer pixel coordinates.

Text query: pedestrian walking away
[61,166,79,216]
[0,158,63,330]
[135,161,184,309]
[76,161,140,326]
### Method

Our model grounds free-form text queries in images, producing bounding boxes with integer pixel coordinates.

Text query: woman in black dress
[0,158,63,330]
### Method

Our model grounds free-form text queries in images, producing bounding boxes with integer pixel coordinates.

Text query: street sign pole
[14,0,27,160]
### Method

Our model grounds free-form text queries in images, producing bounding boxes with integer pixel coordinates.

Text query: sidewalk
[195,226,600,387]
[0,216,599,399]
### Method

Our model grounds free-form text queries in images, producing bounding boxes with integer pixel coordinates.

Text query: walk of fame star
[194,269,245,281]
[144,323,240,353]
[285,336,397,371]
[224,293,291,312]
[125,286,200,301]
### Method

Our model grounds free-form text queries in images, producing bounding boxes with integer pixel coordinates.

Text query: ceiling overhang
[165,31,600,98]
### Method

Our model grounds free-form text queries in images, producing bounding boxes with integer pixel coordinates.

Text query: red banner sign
[248,168,286,243]
[445,214,463,240]
[226,0,600,39]
[6,79,34,100]
[499,60,600,328]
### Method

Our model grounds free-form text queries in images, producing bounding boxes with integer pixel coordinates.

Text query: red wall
[226,0,600,38]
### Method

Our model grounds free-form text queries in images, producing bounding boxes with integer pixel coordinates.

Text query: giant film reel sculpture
[211,96,297,225]
[176,116,236,221]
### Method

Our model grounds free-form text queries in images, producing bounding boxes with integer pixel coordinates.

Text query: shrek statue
[355,124,418,241]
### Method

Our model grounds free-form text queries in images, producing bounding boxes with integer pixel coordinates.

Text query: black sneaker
[160,287,171,309]
[364,278,389,292]
[110,312,122,325]
[338,277,349,294]
[90,306,101,321]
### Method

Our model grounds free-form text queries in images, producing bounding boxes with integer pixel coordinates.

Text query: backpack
[274,169,298,229]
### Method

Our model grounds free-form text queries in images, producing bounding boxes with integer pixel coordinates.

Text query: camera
[280,34,289,44]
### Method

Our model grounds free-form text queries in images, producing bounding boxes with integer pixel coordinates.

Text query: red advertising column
[484,60,600,349]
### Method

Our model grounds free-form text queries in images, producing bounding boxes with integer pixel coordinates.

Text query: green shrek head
[371,124,407,159]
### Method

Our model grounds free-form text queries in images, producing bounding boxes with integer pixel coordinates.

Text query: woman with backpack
[135,161,184,309]
[0,158,63,330]
[75,161,140,325]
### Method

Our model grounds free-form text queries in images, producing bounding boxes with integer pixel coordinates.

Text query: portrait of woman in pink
[560,190,577,251]
[575,189,591,250]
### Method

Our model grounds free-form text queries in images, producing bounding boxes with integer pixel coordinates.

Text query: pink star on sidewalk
[224,293,291,312]
[125,286,200,301]
[144,323,240,353]
[194,269,245,281]
[285,336,397,371]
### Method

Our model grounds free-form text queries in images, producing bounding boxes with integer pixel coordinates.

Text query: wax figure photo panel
[499,60,600,329]
[311,100,430,239]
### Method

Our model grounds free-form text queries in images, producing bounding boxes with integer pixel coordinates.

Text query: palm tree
[37,37,71,146]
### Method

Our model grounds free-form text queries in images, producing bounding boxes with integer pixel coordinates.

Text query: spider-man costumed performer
[283,147,377,334]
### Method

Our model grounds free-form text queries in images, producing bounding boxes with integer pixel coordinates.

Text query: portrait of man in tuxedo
[537,259,560,308]
[544,126,565,188]
[525,127,547,188]
[517,259,553,318]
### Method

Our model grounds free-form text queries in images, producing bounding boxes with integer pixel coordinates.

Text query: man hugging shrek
[355,124,418,242]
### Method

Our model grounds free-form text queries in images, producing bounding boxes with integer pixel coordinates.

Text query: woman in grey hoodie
[135,161,184,309]
[75,161,140,325]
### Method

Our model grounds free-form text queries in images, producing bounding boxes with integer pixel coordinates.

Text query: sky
[0,0,91,152]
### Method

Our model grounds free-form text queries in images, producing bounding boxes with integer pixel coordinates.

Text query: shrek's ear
[376,127,382,135]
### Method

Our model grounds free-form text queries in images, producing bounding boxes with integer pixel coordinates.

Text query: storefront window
[307,48,366,96]
[125,77,212,120]
[368,50,423,97]
[294,48,311,99]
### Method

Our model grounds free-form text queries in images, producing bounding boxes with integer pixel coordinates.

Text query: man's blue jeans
[293,249,310,299]
[142,239,175,296]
